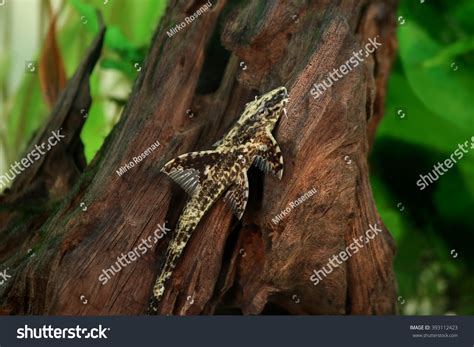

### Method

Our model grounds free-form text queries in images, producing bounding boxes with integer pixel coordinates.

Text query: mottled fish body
[149,87,288,313]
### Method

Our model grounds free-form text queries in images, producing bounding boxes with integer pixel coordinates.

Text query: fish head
[240,86,289,129]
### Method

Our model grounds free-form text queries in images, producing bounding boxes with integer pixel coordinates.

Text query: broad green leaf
[398,22,474,130]
[377,72,473,154]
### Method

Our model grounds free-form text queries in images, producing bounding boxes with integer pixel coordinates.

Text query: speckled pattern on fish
[148,87,289,314]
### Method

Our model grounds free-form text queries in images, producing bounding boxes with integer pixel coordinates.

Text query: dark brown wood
[0,0,398,315]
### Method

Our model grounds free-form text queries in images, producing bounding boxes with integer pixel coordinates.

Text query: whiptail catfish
[148,86,289,313]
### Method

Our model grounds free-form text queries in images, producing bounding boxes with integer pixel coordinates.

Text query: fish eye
[257,107,268,117]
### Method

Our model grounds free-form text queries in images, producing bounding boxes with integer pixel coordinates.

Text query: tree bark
[0,0,398,315]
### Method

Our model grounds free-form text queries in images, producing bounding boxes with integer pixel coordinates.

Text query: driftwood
[0,0,398,315]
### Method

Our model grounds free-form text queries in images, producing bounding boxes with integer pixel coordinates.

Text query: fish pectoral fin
[253,132,284,179]
[223,171,249,220]
[166,168,200,195]
[161,150,221,196]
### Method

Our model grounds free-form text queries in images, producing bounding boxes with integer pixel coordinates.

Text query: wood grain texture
[0,0,398,315]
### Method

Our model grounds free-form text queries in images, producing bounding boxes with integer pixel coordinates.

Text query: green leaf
[100,58,136,79]
[423,36,474,68]
[376,72,472,154]
[105,27,135,55]
[398,22,474,130]
[68,0,99,34]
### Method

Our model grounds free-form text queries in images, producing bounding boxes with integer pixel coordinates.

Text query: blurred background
[0,0,166,167]
[371,0,474,315]
[0,0,472,315]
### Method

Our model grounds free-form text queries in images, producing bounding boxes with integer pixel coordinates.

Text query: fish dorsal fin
[224,171,249,220]
[161,150,221,196]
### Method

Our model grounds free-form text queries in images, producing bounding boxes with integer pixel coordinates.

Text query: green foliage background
[370,0,474,314]
[0,0,166,166]
[0,0,472,315]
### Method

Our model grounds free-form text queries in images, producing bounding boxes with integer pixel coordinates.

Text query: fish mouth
[280,86,289,99]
